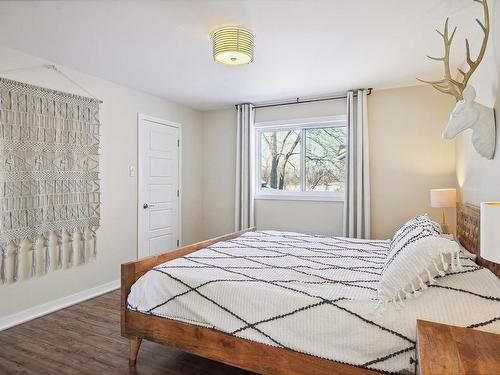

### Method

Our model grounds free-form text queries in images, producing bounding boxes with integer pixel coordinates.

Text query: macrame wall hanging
[0,76,101,284]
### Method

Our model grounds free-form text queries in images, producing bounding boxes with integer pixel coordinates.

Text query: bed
[121,204,500,374]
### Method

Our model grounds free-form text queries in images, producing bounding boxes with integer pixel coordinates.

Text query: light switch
[129,165,136,177]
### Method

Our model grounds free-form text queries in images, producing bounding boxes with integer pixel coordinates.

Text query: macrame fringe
[29,240,36,278]
[440,253,448,271]
[56,231,63,270]
[90,227,97,259]
[0,246,7,284]
[450,251,463,271]
[0,227,97,284]
[381,249,462,309]
[67,230,74,267]
[79,228,86,265]
[13,241,20,282]
[41,234,49,275]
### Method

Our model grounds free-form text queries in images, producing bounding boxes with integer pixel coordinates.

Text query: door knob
[143,203,148,209]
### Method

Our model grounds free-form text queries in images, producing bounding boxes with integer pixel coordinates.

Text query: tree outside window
[258,121,346,197]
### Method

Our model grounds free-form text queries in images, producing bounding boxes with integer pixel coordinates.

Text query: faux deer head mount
[419,0,496,159]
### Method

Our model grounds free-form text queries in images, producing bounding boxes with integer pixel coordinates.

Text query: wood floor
[0,290,255,375]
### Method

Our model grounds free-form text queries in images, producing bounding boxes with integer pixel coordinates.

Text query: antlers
[418,0,489,101]
[418,18,461,99]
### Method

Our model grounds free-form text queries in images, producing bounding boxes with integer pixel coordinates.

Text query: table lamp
[480,202,500,264]
[430,188,456,234]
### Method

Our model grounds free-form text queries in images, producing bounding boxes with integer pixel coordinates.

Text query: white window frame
[254,115,347,202]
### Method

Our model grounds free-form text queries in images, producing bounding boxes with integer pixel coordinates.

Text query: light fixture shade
[430,188,456,208]
[210,26,254,66]
[480,202,500,264]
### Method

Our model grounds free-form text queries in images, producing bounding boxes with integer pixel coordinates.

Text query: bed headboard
[457,203,500,277]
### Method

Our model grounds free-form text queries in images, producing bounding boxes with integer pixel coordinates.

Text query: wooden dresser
[416,320,500,375]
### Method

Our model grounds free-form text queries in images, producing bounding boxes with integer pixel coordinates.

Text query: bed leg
[129,337,142,366]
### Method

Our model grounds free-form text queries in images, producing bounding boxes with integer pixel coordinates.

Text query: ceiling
[0,0,484,111]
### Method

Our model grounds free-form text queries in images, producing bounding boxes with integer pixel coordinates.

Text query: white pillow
[441,233,477,260]
[390,214,442,247]
[378,215,460,305]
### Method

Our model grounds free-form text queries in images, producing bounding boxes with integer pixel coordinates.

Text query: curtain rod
[236,88,372,110]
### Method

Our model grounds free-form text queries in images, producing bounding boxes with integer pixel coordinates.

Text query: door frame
[137,113,182,259]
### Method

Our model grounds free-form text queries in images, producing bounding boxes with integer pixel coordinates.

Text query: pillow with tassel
[390,214,442,247]
[378,214,461,308]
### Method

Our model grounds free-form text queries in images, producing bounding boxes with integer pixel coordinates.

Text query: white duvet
[127,231,500,374]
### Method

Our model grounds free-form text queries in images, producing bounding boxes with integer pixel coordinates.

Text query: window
[255,116,347,201]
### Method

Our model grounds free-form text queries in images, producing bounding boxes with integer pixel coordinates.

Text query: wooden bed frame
[121,228,382,374]
[121,203,491,375]
[456,202,500,277]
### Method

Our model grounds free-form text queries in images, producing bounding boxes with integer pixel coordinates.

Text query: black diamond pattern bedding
[127,230,500,374]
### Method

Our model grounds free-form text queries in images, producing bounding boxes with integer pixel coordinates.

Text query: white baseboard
[0,279,120,331]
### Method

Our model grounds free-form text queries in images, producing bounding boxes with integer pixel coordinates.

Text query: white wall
[369,85,456,239]
[0,45,204,317]
[456,1,500,205]
[255,199,344,235]
[202,109,237,238]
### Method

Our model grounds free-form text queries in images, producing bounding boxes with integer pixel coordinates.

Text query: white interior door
[138,115,180,258]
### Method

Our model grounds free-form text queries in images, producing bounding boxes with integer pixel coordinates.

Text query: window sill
[254,194,345,202]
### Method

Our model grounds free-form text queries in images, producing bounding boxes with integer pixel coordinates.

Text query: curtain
[344,90,371,239]
[235,103,255,231]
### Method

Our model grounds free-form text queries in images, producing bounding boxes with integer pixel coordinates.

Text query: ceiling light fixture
[210,26,254,66]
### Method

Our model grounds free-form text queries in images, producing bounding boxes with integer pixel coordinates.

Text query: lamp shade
[430,188,456,208]
[210,26,254,66]
[480,202,500,264]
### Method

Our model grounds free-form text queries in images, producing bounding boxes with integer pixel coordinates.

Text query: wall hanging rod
[237,88,372,110]
[0,64,102,102]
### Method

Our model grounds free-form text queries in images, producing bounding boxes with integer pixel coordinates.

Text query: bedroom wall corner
[201,108,237,239]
